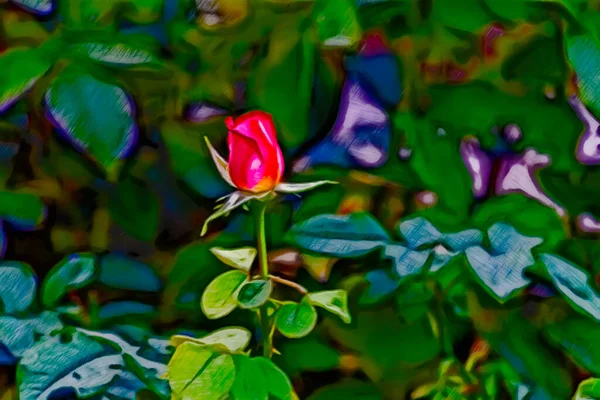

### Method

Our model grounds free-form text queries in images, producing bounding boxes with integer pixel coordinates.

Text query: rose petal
[228,131,270,192]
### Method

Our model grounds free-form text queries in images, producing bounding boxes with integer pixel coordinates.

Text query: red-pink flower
[225,111,285,193]
[202,110,335,236]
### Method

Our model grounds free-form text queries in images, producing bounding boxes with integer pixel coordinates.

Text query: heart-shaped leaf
[540,254,600,321]
[0,261,37,314]
[172,327,251,353]
[236,280,273,309]
[201,270,248,319]
[166,342,235,400]
[210,247,257,273]
[44,66,138,172]
[285,212,390,258]
[307,290,351,323]
[275,298,318,338]
[42,253,97,307]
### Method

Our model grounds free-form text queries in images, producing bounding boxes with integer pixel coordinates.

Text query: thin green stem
[254,200,272,358]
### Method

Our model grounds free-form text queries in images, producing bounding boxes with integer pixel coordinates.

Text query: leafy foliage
[1,0,600,399]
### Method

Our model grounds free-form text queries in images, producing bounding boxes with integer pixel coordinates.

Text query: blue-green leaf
[285,212,390,257]
[383,244,430,278]
[11,0,54,15]
[44,66,138,172]
[98,301,155,322]
[0,261,37,314]
[99,254,161,292]
[466,223,542,301]
[0,311,62,364]
[540,254,600,321]
[42,253,97,307]
[18,331,118,399]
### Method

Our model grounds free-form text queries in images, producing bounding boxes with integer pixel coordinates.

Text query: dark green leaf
[307,379,382,400]
[0,47,53,114]
[99,254,161,292]
[108,176,160,242]
[44,65,138,173]
[42,253,97,307]
[544,314,600,375]
[236,279,273,309]
[285,212,390,258]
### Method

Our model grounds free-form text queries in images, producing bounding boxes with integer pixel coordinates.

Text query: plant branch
[269,274,309,295]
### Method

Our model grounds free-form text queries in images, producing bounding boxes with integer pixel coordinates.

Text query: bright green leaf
[307,290,351,323]
[230,355,296,400]
[275,298,318,338]
[210,247,257,273]
[201,270,248,319]
[171,327,252,353]
[166,342,235,400]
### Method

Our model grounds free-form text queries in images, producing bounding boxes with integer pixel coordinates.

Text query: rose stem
[254,200,273,358]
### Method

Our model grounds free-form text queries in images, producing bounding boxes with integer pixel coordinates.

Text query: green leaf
[472,195,566,252]
[236,279,273,309]
[540,254,600,321]
[0,190,46,229]
[285,212,391,258]
[108,176,160,242]
[307,290,351,323]
[230,355,296,400]
[0,261,37,314]
[0,47,53,114]
[275,298,318,338]
[275,334,341,377]
[68,33,165,71]
[575,378,600,400]
[201,270,248,319]
[99,254,161,292]
[246,13,315,149]
[314,0,362,48]
[166,342,235,400]
[44,65,138,172]
[171,327,252,353]
[544,314,600,375]
[42,253,97,307]
[210,247,257,273]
